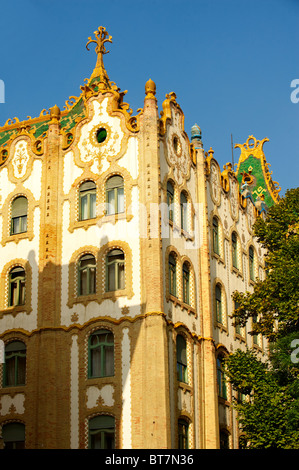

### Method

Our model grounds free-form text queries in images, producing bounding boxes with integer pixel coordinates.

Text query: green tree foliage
[225,344,299,449]
[225,188,299,448]
[231,188,299,341]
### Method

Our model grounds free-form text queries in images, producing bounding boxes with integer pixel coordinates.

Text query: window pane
[80,181,96,192]
[117,187,124,213]
[216,284,222,323]
[107,263,115,291]
[17,355,26,385]
[232,233,238,268]
[118,262,125,290]
[80,269,87,295]
[177,335,187,383]
[178,420,188,449]
[90,432,102,449]
[183,264,190,304]
[12,217,20,234]
[90,192,96,218]
[107,189,115,215]
[5,356,16,386]
[11,197,28,217]
[89,267,96,294]
[105,346,114,376]
[91,346,102,377]
[2,423,25,449]
[80,194,88,220]
[4,342,26,386]
[213,218,219,254]
[89,416,115,449]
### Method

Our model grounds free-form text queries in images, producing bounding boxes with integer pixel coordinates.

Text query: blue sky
[0,0,298,196]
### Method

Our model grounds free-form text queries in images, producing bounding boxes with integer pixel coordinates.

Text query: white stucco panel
[86,384,115,408]
[0,167,15,208]
[0,393,25,415]
[63,151,83,195]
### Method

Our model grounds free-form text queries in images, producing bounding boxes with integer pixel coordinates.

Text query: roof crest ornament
[86,26,113,83]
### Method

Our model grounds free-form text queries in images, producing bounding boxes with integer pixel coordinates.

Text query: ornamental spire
[86,26,112,83]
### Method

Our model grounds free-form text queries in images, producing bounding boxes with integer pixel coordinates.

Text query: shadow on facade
[0,236,177,449]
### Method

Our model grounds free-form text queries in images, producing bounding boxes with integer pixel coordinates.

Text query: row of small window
[8,176,125,236]
[0,417,190,449]
[212,216,256,281]
[1,332,188,387]
[215,283,260,343]
[5,250,125,308]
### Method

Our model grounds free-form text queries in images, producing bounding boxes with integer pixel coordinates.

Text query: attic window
[96,128,107,144]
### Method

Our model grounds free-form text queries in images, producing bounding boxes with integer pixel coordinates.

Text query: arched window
[212,216,219,255]
[2,422,25,449]
[79,180,96,221]
[231,231,238,269]
[167,181,174,222]
[106,249,125,291]
[11,196,28,235]
[182,262,190,305]
[88,329,114,378]
[106,175,124,215]
[169,253,177,297]
[249,246,255,281]
[88,415,115,449]
[178,419,189,449]
[176,334,188,383]
[217,355,227,399]
[215,283,222,324]
[78,254,96,296]
[9,267,25,307]
[180,192,188,231]
[3,341,26,387]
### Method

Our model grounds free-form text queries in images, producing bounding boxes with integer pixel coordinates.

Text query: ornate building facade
[0,27,280,449]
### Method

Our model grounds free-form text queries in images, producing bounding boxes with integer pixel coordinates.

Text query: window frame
[78,254,96,296]
[180,192,188,232]
[79,180,96,221]
[3,340,26,387]
[215,283,222,324]
[182,262,190,305]
[231,231,238,269]
[88,415,115,449]
[178,418,189,449]
[217,355,227,400]
[176,334,188,384]
[2,422,25,449]
[88,329,114,379]
[106,249,125,292]
[8,266,26,307]
[167,181,174,222]
[212,216,219,255]
[10,196,28,235]
[169,253,177,297]
[249,246,255,281]
[105,175,124,216]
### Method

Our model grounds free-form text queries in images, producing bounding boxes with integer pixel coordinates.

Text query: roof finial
[86,26,112,82]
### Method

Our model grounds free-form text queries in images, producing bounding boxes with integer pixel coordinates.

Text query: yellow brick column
[131,79,170,448]
[196,144,220,449]
[35,105,63,448]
